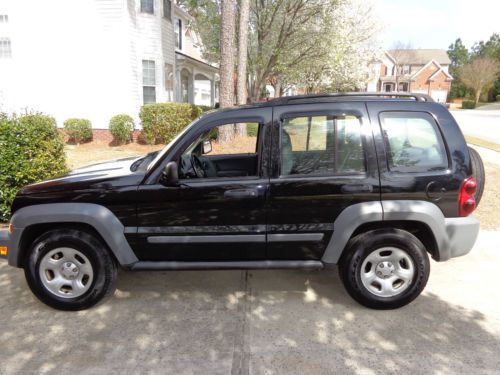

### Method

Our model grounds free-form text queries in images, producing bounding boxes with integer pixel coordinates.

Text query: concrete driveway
[1,229,500,375]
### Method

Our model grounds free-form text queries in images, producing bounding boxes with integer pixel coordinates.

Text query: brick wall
[411,62,451,93]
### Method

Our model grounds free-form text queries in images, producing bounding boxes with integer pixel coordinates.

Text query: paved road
[450,107,500,144]
[1,229,500,374]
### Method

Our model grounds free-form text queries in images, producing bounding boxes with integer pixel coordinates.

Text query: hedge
[64,118,92,144]
[0,113,68,221]
[462,100,476,109]
[139,103,211,144]
[109,114,134,144]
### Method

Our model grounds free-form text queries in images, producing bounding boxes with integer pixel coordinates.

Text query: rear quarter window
[379,111,448,173]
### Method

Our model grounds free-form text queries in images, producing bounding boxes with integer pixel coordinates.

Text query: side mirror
[202,139,212,154]
[161,161,179,186]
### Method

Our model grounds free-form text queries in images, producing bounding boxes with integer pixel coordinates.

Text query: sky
[376,0,500,50]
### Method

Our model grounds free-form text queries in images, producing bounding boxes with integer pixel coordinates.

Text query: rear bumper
[442,216,480,260]
[0,228,9,260]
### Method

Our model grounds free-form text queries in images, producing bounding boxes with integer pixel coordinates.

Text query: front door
[266,102,380,260]
[132,108,272,261]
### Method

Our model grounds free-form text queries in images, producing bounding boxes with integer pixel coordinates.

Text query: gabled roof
[410,59,453,80]
[387,49,451,65]
[429,67,453,81]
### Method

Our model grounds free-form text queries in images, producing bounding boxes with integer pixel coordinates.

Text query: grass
[65,142,163,169]
[465,135,500,152]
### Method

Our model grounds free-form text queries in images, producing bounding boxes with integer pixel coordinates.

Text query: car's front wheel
[339,229,430,309]
[25,228,117,311]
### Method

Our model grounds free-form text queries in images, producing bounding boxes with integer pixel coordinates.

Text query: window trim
[378,110,450,174]
[278,111,367,178]
[142,59,156,104]
[174,18,183,50]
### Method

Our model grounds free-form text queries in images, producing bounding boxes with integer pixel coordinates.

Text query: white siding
[0,0,177,129]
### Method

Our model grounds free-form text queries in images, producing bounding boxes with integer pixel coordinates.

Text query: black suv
[0,93,482,310]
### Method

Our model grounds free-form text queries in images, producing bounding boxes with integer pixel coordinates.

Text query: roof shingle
[387,49,451,65]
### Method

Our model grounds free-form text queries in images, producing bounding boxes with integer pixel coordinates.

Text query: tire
[24,228,117,311]
[339,229,430,310]
[468,146,485,205]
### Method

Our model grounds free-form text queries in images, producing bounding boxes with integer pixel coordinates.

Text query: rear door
[367,102,456,216]
[267,101,380,260]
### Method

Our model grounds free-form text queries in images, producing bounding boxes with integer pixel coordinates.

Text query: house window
[384,83,394,92]
[141,0,154,14]
[0,15,8,23]
[163,0,171,20]
[174,18,182,50]
[398,82,408,91]
[0,38,12,58]
[164,63,174,101]
[402,65,410,74]
[142,60,156,104]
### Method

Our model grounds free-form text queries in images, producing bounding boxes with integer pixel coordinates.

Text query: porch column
[189,68,195,104]
[210,74,216,107]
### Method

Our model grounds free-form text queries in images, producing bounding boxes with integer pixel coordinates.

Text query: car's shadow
[1,262,499,374]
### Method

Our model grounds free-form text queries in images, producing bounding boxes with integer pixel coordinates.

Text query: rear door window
[379,112,448,172]
[280,115,365,176]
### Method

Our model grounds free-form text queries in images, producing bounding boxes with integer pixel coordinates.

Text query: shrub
[109,114,134,144]
[139,103,211,144]
[64,118,92,144]
[0,113,68,221]
[496,94,500,102]
[462,100,476,109]
[246,123,259,137]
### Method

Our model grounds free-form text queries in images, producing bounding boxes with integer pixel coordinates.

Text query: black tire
[24,229,117,311]
[339,229,430,310]
[468,146,485,205]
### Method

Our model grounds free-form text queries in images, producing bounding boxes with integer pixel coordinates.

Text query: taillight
[459,177,477,216]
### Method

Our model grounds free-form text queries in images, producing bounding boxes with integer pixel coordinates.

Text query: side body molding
[9,203,138,267]
[321,201,383,264]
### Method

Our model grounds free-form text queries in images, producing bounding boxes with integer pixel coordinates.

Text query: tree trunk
[235,0,249,136]
[274,77,282,98]
[219,0,236,142]
[475,87,482,104]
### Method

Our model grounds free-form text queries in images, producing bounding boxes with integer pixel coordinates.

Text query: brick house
[366,49,453,103]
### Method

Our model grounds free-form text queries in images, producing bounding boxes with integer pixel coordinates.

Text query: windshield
[146,116,202,171]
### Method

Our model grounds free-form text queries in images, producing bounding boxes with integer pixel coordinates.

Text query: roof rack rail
[256,92,434,106]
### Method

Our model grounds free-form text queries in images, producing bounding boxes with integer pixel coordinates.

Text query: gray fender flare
[321,201,383,264]
[9,203,138,267]
[321,200,451,264]
[381,200,455,261]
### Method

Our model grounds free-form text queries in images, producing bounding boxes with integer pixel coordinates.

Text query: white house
[0,0,218,129]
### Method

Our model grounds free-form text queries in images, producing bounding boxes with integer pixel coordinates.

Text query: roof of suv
[248,92,435,108]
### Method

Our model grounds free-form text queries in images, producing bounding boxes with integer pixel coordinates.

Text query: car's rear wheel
[339,229,430,309]
[468,146,485,205]
[25,228,117,311]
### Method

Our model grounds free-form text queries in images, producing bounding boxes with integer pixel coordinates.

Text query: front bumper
[0,228,9,260]
[442,215,480,260]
